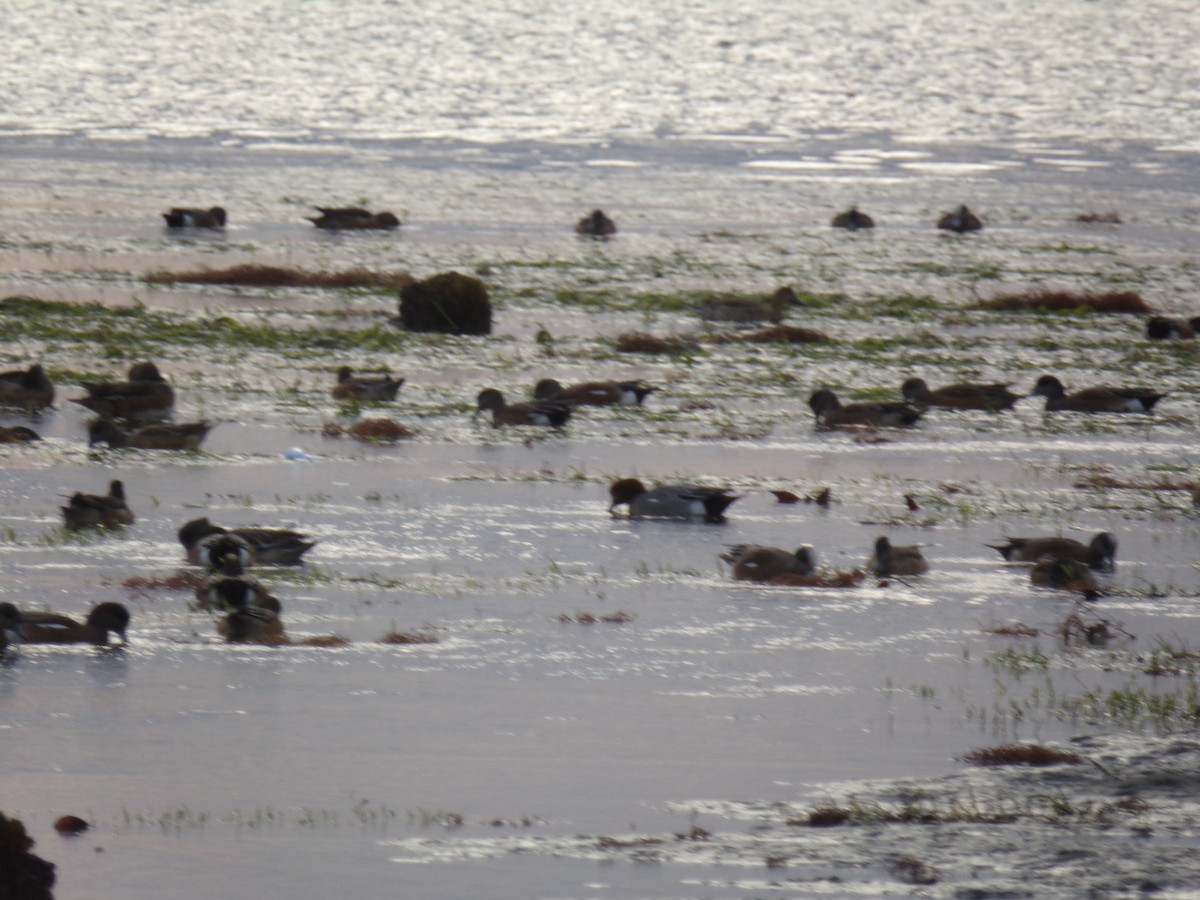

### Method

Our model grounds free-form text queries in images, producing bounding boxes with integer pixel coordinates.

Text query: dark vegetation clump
[1075,211,1122,224]
[716,324,830,344]
[120,571,206,592]
[977,289,1150,314]
[613,331,699,354]
[394,271,492,335]
[801,807,851,827]
[557,611,634,624]
[378,630,439,645]
[145,264,413,290]
[960,744,1084,767]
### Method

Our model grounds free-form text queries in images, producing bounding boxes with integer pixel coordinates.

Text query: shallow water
[3,1,1200,897]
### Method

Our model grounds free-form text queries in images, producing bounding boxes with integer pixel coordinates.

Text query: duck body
[695,287,799,324]
[533,378,656,407]
[0,425,40,443]
[18,602,130,646]
[809,389,923,429]
[1031,375,1165,413]
[987,531,1116,570]
[937,205,983,233]
[0,363,54,408]
[868,536,929,576]
[721,544,816,581]
[88,419,213,450]
[178,517,316,566]
[61,479,135,530]
[74,361,175,419]
[901,377,1021,412]
[218,604,285,643]
[1030,556,1101,599]
[575,209,616,236]
[308,208,400,230]
[163,206,227,229]
[1145,315,1200,340]
[331,366,404,401]
[831,207,875,230]
[474,389,572,428]
[608,478,739,523]
[197,557,277,612]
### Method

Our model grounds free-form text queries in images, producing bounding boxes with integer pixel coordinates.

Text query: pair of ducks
[195,557,285,643]
[71,361,215,450]
[829,204,983,233]
[720,537,927,582]
[1,601,130,649]
[162,206,402,230]
[472,378,656,428]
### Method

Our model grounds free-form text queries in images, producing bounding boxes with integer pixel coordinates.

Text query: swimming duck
[61,479,135,530]
[937,205,983,233]
[0,363,54,409]
[74,361,175,419]
[987,531,1116,570]
[868,536,929,576]
[830,207,875,230]
[1145,316,1200,340]
[307,208,400,230]
[900,377,1021,412]
[721,544,817,582]
[218,602,285,643]
[162,206,227,229]
[178,517,316,566]
[608,478,739,523]
[575,209,617,236]
[694,287,799,324]
[1029,556,1100,599]
[18,602,130,646]
[1030,375,1165,413]
[88,419,213,450]
[0,425,40,443]
[533,378,656,407]
[473,389,572,428]
[331,366,404,401]
[196,557,277,612]
[808,389,923,429]
[0,602,20,651]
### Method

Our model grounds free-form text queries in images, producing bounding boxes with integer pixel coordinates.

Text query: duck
[608,478,739,523]
[986,531,1116,570]
[937,205,983,233]
[721,544,816,582]
[808,389,923,429]
[218,602,285,643]
[830,207,875,230]
[17,602,130,646]
[0,425,40,443]
[575,209,617,236]
[61,479,135,530]
[1029,556,1101,599]
[533,378,656,407]
[177,517,316,566]
[186,532,257,570]
[473,389,572,428]
[0,602,20,651]
[331,366,404,401]
[307,207,400,230]
[1029,375,1165,413]
[73,361,175,419]
[196,557,277,612]
[1145,315,1200,340]
[162,206,227,229]
[900,377,1021,412]
[88,418,213,450]
[868,536,929,576]
[0,363,54,409]
[694,287,799,324]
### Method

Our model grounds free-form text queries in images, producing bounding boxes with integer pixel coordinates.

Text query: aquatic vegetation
[145,264,412,290]
[976,289,1150,314]
[960,743,1083,766]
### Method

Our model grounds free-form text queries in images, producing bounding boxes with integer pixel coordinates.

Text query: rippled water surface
[2,1,1200,898]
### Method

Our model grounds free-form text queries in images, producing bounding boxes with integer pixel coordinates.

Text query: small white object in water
[284,447,310,461]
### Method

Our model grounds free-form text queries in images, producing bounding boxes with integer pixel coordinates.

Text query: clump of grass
[322,419,417,442]
[292,634,351,647]
[119,571,205,592]
[558,611,634,624]
[891,856,939,885]
[145,264,413,290]
[976,289,1150,314]
[767,570,865,588]
[717,324,830,344]
[613,331,699,354]
[960,744,1084,767]
[1075,211,1122,224]
[378,630,439,644]
[982,621,1040,638]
